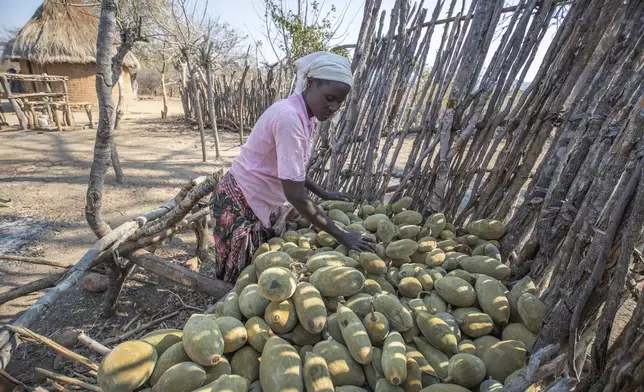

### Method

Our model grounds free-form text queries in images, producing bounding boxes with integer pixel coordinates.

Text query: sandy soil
[0,98,245,384]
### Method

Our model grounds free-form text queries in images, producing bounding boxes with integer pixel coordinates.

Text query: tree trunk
[85,0,139,315]
[190,71,207,162]
[205,65,221,158]
[86,0,121,239]
[238,59,250,145]
[161,62,168,119]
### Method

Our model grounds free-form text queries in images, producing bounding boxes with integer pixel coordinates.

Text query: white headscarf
[293,51,353,94]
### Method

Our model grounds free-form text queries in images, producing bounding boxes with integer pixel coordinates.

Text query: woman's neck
[301,90,315,119]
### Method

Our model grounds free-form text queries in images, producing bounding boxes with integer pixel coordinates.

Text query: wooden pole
[238,56,250,145]
[0,272,66,305]
[1,76,28,130]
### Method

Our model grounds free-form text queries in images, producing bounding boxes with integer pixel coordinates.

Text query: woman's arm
[305,176,353,202]
[305,176,327,199]
[282,179,376,252]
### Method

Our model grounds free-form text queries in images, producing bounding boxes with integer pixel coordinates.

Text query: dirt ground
[0,97,246,385]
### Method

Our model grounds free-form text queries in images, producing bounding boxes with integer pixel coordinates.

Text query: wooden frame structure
[0,72,93,131]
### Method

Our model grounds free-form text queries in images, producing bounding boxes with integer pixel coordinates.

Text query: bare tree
[85,0,147,317]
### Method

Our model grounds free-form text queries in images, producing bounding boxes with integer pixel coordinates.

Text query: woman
[211,51,376,283]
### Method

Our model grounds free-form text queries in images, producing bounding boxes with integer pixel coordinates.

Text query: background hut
[2,0,139,112]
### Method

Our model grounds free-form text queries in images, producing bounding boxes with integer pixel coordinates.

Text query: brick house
[2,0,139,112]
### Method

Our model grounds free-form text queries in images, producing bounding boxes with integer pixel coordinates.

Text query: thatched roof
[3,0,139,70]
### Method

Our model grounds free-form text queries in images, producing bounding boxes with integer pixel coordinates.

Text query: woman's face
[305,79,351,121]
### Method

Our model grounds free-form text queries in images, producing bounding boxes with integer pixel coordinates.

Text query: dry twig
[76,331,111,355]
[0,255,72,268]
[102,309,183,345]
[4,325,98,372]
[35,368,101,392]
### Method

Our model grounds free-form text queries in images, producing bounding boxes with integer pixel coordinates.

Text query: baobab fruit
[364,214,390,232]
[374,293,414,332]
[417,236,437,252]
[502,323,537,353]
[398,225,421,240]
[517,292,547,332]
[259,337,303,392]
[381,331,407,385]
[434,276,477,307]
[202,356,231,384]
[426,248,446,267]
[182,314,224,366]
[213,316,247,353]
[230,346,260,383]
[305,251,345,273]
[293,282,327,334]
[282,230,301,244]
[458,312,494,338]
[337,304,373,365]
[386,239,419,259]
[238,283,271,319]
[391,196,413,214]
[245,316,273,352]
[482,340,527,382]
[363,301,389,345]
[393,210,423,226]
[312,340,365,386]
[152,361,205,392]
[264,298,298,334]
[446,353,486,389]
[459,255,511,280]
[253,251,292,275]
[149,342,190,386]
[98,340,157,392]
[467,219,507,240]
[398,277,423,298]
[309,266,365,297]
[234,264,257,295]
[475,275,510,326]
[193,374,249,392]
[457,339,477,355]
[345,293,374,320]
[360,252,388,275]
[257,266,297,302]
[416,311,458,354]
[140,329,182,356]
[303,352,335,392]
[376,219,397,244]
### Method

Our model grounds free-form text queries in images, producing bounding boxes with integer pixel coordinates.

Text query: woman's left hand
[323,191,353,202]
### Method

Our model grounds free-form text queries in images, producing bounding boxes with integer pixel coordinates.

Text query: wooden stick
[76,331,111,355]
[73,371,96,383]
[0,272,66,305]
[4,326,98,372]
[126,249,232,299]
[102,309,182,345]
[121,314,140,332]
[47,379,71,391]
[0,368,24,388]
[34,368,101,392]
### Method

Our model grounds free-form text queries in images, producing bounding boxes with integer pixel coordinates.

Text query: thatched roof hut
[3,0,140,109]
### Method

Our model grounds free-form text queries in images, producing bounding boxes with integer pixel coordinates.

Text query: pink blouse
[230,93,316,227]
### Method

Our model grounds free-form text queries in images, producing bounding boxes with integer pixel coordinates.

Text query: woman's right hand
[339,230,377,252]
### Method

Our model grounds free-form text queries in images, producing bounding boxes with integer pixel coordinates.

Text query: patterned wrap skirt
[210,171,273,283]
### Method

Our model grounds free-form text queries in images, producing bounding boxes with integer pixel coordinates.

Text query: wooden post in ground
[1,76,28,130]
[85,104,94,128]
[238,56,250,145]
